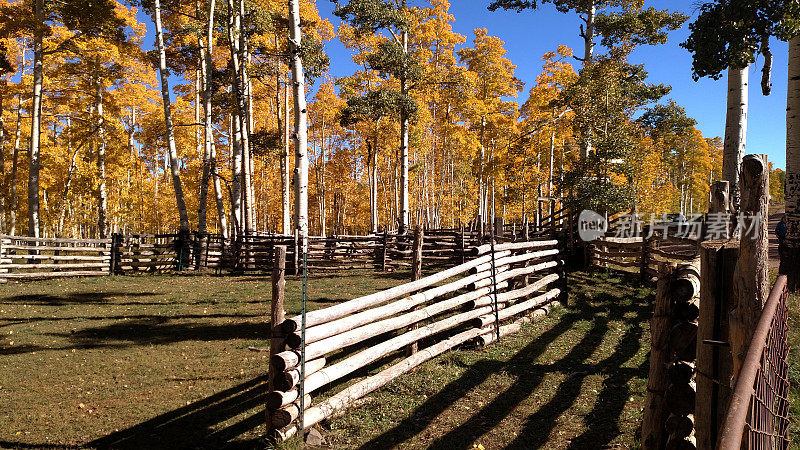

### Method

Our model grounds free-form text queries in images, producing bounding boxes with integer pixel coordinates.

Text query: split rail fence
[265,238,567,441]
[0,209,571,282]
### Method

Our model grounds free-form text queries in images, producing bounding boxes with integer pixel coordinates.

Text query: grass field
[0,269,795,449]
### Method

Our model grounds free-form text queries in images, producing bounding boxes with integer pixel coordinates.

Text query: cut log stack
[665,260,700,450]
[643,260,701,450]
[265,238,565,440]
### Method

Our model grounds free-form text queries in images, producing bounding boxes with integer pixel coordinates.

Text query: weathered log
[665,435,696,450]
[472,239,559,256]
[674,298,700,322]
[642,263,675,450]
[665,413,694,439]
[285,270,505,348]
[268,246,287,395]
[269,305,497,405]
[282,283,505,362]
[274,357,326,392]
[664,382,696,416]
[671,261,700,303]
[730,154,770,379]
[271,394,313,428]
[477,316,532,346]
[495,273,559,302]
[471,288,560,329]
[276,323,493,441]
[668,361,695,386]
[477,301,562,346]
[469,260,559,290]
[669,321,698,362]
[469,248,559,274]
[695,241,737,450]
[280,250,511,332]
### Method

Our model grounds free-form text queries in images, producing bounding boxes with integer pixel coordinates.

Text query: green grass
[0,269,699,448]
[0,271,407,448]
[321,270,653,449]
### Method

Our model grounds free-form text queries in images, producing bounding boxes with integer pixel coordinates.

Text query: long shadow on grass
[359,275,650,449]
[508,299,647,449]
[84,375,268,449]
[0,292,158,306]
[48,319,268,348]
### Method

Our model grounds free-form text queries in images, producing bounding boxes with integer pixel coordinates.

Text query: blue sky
[143,0,790,169]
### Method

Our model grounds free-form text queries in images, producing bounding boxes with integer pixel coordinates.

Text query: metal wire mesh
[745,281,791,450]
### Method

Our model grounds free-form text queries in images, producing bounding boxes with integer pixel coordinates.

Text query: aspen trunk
[197,0,215,237]
[288,0,308,239]
[211,143,228,238]
[723,66,749,211]
[580,2,595,159]
[398,20,410,234]
[282,75,291,234]
[8,93,22,235]
[369,137,379,233]
[57,118,78,236]
[230,113,243,234]
[96,78,108,238]
[154,0,191,233]
[238,0,254,232]
[28,0,44,237]
[785,37,800,291]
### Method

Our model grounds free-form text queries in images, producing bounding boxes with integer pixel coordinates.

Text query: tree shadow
[82,375,269,449]
[0,292,158,306]
[358,272,651,449]
[47,319,268,348]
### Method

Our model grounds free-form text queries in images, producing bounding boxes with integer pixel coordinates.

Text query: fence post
[695,240,739,449]
[640,236,650,282]
[109,233,119,275]
[406,226,424,356]
[642,262,674,449]
[730,154,770,380]
[268,246,287,431]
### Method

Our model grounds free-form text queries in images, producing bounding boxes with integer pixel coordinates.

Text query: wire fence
[718,275,791,450]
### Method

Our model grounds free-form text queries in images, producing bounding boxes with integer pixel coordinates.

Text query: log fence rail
[267,237,567,440]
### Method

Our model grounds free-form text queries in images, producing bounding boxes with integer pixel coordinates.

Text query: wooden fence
[588,230,701,279]
[266,238,567,440]
[0,235,112,282]
[0,206,572,282]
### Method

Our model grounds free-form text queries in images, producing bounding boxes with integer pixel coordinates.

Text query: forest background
[0,0,786,239]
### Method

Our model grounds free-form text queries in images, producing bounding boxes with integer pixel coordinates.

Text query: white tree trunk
[28,0,44,237]
[96,78,108,237]
[282,76,291,234]
[370,137,379,233]
[230,112,243,234]
[288,0,308,239]
[198,0,216,235]
[211,142,228,238]
[399,28,410,234]
[723,66,749,210]
[154,0,191,233]
[785,37,800,290]
[8,92,22,235]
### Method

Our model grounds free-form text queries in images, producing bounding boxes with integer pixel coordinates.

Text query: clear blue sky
[141,0,789,169]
